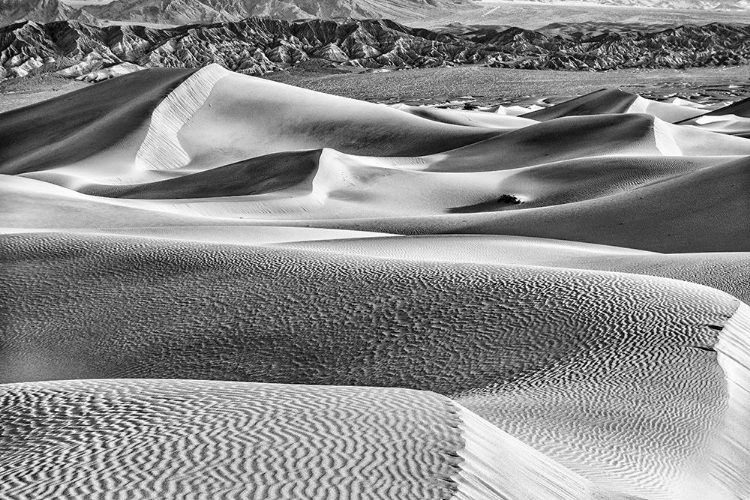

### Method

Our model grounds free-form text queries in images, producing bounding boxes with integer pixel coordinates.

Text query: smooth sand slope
[1,65,749,499]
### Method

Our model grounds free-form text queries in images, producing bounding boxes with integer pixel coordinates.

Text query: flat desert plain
[1,64,749,499]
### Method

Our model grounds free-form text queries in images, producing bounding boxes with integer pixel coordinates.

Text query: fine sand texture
[0,64,748,499]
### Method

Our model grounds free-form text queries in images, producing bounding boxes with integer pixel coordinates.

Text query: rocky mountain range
[496,0,750,10]
[2,17,750,80]
[0,0,469,27]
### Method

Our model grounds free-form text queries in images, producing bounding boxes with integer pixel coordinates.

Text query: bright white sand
[1,64,748,499]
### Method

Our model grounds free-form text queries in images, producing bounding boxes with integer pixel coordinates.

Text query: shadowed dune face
[0,68,195,175]
[523,89,639,121]
[79,150,324,199]
[1,65,750,499]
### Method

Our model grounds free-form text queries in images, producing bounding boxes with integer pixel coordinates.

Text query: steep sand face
[713,303,750,500]
[1,66,749,499]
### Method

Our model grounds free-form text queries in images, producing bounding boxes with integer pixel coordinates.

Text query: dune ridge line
[450,402,606,500]
[135,64,230,171]
[713,302,750,499]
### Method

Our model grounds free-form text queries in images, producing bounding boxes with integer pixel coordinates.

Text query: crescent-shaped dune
[0,64,748,499]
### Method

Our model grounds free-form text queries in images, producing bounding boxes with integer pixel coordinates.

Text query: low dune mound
[1,231,745,498]
[428,112,750,173]
[492,155,727,208]
[391,104,538,129]
[522,89,638,121]
[690,95,750,119]
[522,89,705,123]
[423,112,750,174]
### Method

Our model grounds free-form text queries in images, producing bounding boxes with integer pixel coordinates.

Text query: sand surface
[0,64,748,499]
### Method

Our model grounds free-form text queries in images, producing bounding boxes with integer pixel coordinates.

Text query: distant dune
[0,64,748,499]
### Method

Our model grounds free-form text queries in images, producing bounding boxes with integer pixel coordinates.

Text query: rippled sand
[0,64,748,499]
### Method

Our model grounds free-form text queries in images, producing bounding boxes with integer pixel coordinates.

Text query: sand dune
[1,66,749,499]
[1,231,746,498]
[676,96,750,137]
[0,69,195,176]
[163,66,501,171]
[279,235,750,303]
[1,378,623,500]
[0,380,465,499]
[521,88,705,123]
[391,104,539,129]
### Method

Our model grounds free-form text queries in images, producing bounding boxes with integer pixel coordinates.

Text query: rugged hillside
[2,17,750,79]
[497,0,750,10]
[0,0,469,27]
[0,0,98,25]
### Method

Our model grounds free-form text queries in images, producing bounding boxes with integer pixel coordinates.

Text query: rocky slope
[2,17,750,79]
[496,0,750,10]
[0,0,469,27]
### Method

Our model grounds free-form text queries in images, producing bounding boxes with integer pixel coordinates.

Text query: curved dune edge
[136,64,229,171]
[713,302,750,499]
[450,403,606,500]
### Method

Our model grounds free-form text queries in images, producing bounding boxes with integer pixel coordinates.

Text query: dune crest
[713,303,750,499]
[136,64,230,171]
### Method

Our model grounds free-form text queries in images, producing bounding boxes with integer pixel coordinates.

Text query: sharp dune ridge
[0,64,749,498]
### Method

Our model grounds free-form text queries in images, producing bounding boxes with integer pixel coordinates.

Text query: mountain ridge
[0,0,470,27]
[2,17,750,80]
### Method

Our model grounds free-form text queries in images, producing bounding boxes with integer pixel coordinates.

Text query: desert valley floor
[1,64,749,499]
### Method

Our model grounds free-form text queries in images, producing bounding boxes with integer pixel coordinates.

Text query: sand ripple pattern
[0,379,462,500]
[0,232,741,498]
